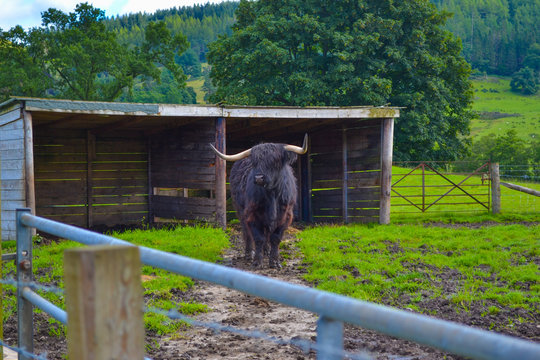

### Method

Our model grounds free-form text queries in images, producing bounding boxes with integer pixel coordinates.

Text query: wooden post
[147,137,154,226]
[215,117,227,229]
[490,162,501,214]
[342,126,348,223]
[300,141,312,223]
[379,118,394,224]
[64,246,144,360]
[22,110,36,236]
[86,131,96,228]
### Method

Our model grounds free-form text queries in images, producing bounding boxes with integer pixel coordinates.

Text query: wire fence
[1,277,374,360]
[391,161,540,215]
[6,210,540,360]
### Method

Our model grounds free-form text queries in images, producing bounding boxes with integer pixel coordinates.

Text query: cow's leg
[268,226,286,269]
[240,221,254,261]
[247,223,265,268]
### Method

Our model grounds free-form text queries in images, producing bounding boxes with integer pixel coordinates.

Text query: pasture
[2,213,538,358]
[391,164,540,223]
[471,76,540,142]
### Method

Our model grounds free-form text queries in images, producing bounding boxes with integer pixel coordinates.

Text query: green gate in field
[391,162,491,214]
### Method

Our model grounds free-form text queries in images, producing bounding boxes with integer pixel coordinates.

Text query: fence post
[16,208,34,360]
[490,162,501,214]
[0,160,2,360]
[317,316,343,360]
[64,245,145,360]
[379,118,394,224]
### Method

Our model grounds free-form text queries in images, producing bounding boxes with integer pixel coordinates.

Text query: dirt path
[8,224,537,359]
[145,228,465,360]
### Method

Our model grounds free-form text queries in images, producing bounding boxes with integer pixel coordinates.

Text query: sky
[0,0,227,30]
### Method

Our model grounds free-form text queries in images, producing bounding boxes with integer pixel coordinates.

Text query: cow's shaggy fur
[229,143,298,268]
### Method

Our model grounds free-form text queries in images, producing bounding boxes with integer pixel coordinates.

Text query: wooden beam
[32,114,81,129]
[86,131,95,228]
[379,118,394,224]
[64,245,144,360]
[215,117,227,229]
[300,136,312,222]
[23,110,36,218]
[342,125,348,223]
[501,182,539,197]
[147,137,154,225]
[90,116,144,134]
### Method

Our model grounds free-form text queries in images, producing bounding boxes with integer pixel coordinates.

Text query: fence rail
[10,208,540,360]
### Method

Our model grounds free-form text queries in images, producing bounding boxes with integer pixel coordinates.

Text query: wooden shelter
[0,97,399,240]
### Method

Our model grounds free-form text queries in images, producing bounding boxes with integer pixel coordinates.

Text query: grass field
[2,225,230,336]
[296,223,539,334]
[391,165,540,223]
[470,76,540,142]
[186,77,206,104]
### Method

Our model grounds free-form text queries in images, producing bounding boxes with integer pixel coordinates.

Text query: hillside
[471,76,540,141]
[433,0,540,75]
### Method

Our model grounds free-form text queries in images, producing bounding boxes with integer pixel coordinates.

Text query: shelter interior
[0,98,398,240]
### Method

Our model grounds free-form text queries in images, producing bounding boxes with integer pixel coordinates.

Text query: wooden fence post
[64,245,144,360]
[215,117,227,229]
[379,118,394,224]
[490,162,501,214]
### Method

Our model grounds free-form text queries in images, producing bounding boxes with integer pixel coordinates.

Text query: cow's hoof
[251,260,262,269]
[269,260,282,269]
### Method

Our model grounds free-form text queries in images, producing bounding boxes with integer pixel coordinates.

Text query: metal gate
[391,162,491,213]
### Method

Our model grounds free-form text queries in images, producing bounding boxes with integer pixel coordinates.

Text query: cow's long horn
[284,134,308,154]
[209,143,252,161]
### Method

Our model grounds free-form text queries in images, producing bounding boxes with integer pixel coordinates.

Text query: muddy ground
[4,224,539,359]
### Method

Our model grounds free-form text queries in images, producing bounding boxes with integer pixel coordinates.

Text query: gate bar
[21,288,67,324]
[18,211,540,360]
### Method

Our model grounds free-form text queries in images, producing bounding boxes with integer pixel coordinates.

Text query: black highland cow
[210,135,308,268]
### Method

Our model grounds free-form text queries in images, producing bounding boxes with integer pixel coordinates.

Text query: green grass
[297,224,539,326]
[470,76,540,142]
[186,77,206,104]
[391,165,540,223]
[2,225,230,336]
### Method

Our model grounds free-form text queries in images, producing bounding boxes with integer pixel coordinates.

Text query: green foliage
[471,130,533,166]
[297,224,539,325]
[105,1,238,80]
[510,67,538,95]
[0,3,190,102]
[433,0,540,76]
[523,43,540,76]
[208,0,474,161]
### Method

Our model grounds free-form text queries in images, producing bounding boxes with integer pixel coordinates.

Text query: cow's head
[210,134,308,188]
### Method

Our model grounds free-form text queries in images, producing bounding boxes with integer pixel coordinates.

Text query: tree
[0,2,190,102]
[523,43,540,81]
[510,67,538,95]
[208,0,474,161]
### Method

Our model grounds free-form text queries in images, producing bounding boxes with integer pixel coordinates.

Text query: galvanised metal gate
[10,209,540,360]
[392,162,491,213]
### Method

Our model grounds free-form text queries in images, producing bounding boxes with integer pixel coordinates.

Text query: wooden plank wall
[33,129,148,228]
[150,121,217,223]
[310,120,382,223]
[91,137,148,227]
[0,108,25,240]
